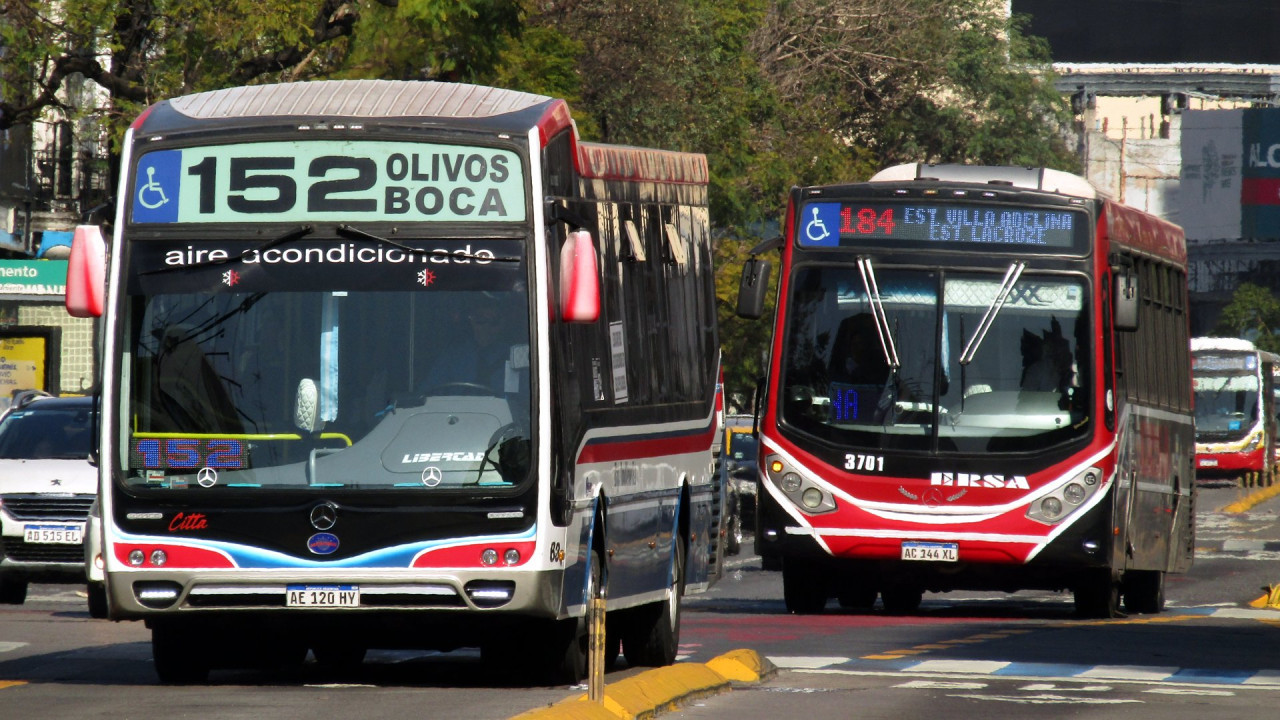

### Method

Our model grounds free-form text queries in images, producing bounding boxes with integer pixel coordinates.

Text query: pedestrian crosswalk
[769,655,1280,687]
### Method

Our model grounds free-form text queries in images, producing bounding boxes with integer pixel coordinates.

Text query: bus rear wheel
[1123,570,1165,614]
[623,539,684,667]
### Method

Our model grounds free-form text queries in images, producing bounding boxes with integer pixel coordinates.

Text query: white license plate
[23,524,84,544]
[1199,458,1219,467]
[901,541,958,562]
[286,585,360,608]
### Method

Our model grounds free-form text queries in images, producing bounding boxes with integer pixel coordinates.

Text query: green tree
[0,0,522,142]
[1215,283,1280,354]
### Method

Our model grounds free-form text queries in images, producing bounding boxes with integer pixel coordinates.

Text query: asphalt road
[1,479,1278,719]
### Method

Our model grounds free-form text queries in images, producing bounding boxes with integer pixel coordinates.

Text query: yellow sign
[0,337,46,412]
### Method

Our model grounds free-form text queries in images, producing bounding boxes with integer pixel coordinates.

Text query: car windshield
[0,404,93,460]
[120,235,533,492]
[780,264,1091,453]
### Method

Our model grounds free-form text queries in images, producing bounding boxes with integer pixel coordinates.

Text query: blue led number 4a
[132,150,182,223]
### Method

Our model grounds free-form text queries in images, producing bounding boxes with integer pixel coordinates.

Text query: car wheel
[0,578,27,605]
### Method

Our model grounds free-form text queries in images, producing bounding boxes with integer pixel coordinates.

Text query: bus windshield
[780,264,1091,453]
[120,234,532,492]
[1194,373,1259,442]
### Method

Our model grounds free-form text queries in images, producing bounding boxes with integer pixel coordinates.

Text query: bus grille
[0,537,84,563]
[1,495,94,522]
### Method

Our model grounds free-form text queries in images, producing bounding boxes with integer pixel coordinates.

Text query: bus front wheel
[1074,569,1123,618]
[151,623,210,684]
[782,558,827,614]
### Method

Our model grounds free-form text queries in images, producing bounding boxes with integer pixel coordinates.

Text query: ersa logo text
[930,472,1030,490]
[403,451,483,463]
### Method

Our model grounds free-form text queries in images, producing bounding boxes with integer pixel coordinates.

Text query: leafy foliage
[2,0,1082,404]
[1215,283,1280,354]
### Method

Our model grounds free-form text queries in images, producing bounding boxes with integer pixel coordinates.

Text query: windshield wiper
[335,224,521,263]
[958,260,1026,366]
[856,257,901,370]
[140,225,314,275]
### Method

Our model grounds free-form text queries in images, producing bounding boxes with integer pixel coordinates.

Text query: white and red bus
[1191,337,1279,479]
[737,163,1194,618]
[66,80,722,682]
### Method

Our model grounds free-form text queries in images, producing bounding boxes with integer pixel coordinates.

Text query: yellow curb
[0,680,27,690]
[510,649,774,720]
[1221,482,1280,513]
[1251,585,1280,609]
[704,648,777,683]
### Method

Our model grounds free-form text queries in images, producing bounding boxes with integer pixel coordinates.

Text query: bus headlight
[801,488,824,509]
[1026,466,1104,525]
[765,455,837,514]
[1244,432,1263,452]
[1063,483,1086,505]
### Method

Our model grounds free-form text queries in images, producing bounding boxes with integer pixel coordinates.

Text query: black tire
[782,558,827,614]
[0,578,27,605]
[546,547,602,683]
[623,539,684,667]
[726,513,742,556]
[152,624,211,684]
[87,583,108,619]
[880,586,923,614]
[1074,569,1123,618]
[1123,570,1165,614]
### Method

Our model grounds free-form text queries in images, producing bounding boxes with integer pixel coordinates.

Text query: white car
[0,393,97,607]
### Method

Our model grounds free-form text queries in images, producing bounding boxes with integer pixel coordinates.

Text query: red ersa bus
[1191,337,1279,480]
[736,163,1195,618]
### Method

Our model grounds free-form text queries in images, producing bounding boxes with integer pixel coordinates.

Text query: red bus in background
[736,163,1195,618]
[1192,337,1279,480]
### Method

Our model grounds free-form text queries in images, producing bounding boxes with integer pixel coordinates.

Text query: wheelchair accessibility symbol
[801,203,841,246]
[137,166,170,210]
[806,206,830,242]
[131,150,182,223]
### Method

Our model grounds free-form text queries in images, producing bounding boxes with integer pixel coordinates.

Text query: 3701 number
[844,453,884,472]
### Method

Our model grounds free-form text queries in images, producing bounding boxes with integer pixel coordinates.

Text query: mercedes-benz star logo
[310,502,338,531]
[422,466,443,487]
[196,467,218,488]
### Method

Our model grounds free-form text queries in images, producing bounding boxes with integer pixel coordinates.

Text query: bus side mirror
[736,256,771,319]
[1114,271,1138,332]
[66,225,106,318]
[559,230,600,323]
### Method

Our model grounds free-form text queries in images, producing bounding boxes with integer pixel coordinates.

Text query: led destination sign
[130,140,526,224]
[799,201,1082,250]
